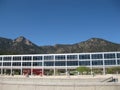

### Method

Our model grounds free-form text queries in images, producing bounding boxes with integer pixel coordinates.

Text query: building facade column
[54,55,55,76]
[103,53,106,75]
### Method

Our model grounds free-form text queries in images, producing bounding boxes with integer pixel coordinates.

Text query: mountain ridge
[0,36,120,55]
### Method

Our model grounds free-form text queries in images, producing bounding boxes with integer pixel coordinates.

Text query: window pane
[104,54,115,59]
[67,61,78,66]
[79,61,90,66]
[92,54,102,59]
[33,56,42,60]
[0,57,2,61]
[92,60,103,65]
[3,62,11,66]
[117,60,120,65]
[12,62,21,66]
[3,57,11,61]
[44,62,54,66]
[0,63,2,66]
[13,57,21,61]
[22,62,31,66]
[33,62,42,66]
[23,56,32,61]
[44,56,54,60]
[55,61,66,66]
[55,55,65,60]
[104,60,116,65]
[79,55,90,59]
[117,53,120,58]
[67,55,77,60]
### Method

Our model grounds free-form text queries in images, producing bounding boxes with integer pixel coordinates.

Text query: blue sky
[0,0,120,46]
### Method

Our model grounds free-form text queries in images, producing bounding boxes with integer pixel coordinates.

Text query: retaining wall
[0,76,120,90]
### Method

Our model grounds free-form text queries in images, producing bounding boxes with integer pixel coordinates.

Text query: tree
[76,66,90,75]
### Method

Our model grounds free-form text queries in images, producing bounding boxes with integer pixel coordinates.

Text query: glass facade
[0,52,120,76]
[0,52,120,71]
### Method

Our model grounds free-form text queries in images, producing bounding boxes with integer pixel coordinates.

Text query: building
[0,51,120,76]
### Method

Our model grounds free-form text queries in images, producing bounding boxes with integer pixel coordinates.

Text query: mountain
[72,38,120,53]
[11,36,43,54]
[0,37,13,54]
[0,36,44,54]
[13,36,34,46]
[0,36,120,55]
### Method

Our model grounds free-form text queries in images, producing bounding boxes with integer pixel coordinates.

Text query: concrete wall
[1,83,120,90]
[0,77,120,90]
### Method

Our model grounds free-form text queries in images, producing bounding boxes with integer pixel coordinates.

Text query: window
[22,62,31,66]
[55,55,65,60]
[67,55,77,60]
[33,56,42,60]
[44,56,54,60]
[0,57,2,61]
[67,61,78,66]
[104,53,115,59]
[3,62,11,66]
[79,54,90,59]
[0,63,2,66]
[23,56,32,61]
[55,61,66,66]
[12,62,21,66]
[117,53,120,58]
[92,60,103,65]
[3,57,11,61]
[104,60,116,65]
[92,54,103,59]
[117,60,120,65]
[44,61,54,66]
[13,56,21,61]
[33,62,42,66]
[79,61,90,66]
